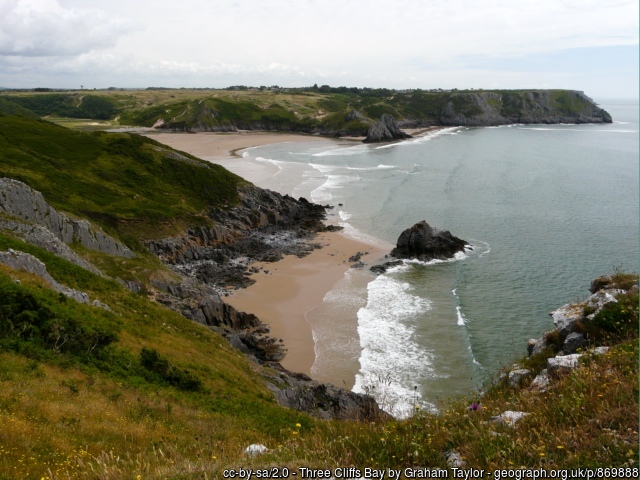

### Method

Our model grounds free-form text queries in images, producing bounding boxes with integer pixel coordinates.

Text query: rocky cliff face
[0,178,134,258]
[363,113,412,143]
[146,185,332,289]
[437,90,612,127]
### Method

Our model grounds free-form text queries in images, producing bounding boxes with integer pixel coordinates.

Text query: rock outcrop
[390,221,468,261]
[0,178,134,258]
[0,218,103,276]
[527,275,636,357]
[0,249,108,309]
[264,366,388,421]
[146,185,331,291]
[142,183,389,420]
[437,90,611,127]
[363,114,412,143]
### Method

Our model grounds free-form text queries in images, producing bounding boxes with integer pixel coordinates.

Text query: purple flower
[469,402,482,411]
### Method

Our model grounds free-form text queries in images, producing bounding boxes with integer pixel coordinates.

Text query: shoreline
[224,231,387,379]
[144,130,397,385]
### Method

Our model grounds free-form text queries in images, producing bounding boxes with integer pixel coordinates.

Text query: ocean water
[238,100,639,417]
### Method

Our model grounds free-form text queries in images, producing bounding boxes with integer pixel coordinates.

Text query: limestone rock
[530,369,550,392]
[363,114,412,143]
[547,353,582,374]
[0,249,106,308]
[445,451,466,468]
[562,332,587,354]
[0,218,103,276]
[390,221,468,261]
[508,369,532,387]
[0,178,134,258]
[265,366,388,422]
[244,444,268,456]
[491,411,530,426]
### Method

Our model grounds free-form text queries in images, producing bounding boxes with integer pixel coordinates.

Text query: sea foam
[353,273,438,417]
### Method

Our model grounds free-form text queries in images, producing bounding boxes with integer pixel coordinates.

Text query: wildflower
[557,445,564,449]
[469,402,482,411]
[295,423,301,428]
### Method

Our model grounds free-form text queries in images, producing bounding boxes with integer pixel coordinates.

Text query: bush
[0,276,119,359]
[140,347,206,393]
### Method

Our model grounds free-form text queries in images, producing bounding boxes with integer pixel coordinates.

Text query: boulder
[547,353,582,374]
[530,369,550,392]
[508,369,532,387]
[491,411,530,426]
[363,114,412,143]
[390,221,468,261]
[562,332,588,354]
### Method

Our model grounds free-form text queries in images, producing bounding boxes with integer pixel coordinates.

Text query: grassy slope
[0,113,246,243]
[0,233,320,479]
[1,244,636,477]
[0,112,636,477]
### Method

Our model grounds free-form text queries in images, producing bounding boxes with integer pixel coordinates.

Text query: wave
[353,274,438,417]
[518,127,637,133]
[310,173,360,203]
[344,164,397,171]
[312,145,371,157]
[255,156,291,176]
[338,210,352,221]
[399,244,474,268]
[374,127,463,150]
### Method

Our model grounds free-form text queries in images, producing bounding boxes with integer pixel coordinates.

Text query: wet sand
[224,231,386,377]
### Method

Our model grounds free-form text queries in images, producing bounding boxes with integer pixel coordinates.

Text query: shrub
[140,347,206,393]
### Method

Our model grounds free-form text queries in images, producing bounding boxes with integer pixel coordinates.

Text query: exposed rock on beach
[390,220,468,261]
[363,113,412,143]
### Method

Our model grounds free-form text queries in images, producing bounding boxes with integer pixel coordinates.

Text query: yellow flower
[557,445,564,449]
[295,423,301,428]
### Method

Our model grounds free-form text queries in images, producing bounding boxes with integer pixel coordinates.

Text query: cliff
[2,88,611,139]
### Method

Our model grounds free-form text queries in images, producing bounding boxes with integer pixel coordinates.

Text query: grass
[0,246,636,477]
[1,87,609,135]
[0,113,247,242]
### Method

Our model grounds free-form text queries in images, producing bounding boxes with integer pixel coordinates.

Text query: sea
[234,100,639,417]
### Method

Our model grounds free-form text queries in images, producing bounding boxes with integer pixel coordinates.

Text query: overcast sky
[1,0,638,100]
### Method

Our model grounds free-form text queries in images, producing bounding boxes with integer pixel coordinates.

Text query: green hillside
[0,113,636,477]
[0,113,246,242]
[1,87,612,135]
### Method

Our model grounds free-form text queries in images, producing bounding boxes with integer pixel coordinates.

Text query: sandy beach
[147,130,389,383]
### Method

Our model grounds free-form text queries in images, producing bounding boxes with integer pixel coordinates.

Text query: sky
[0,0,638,100]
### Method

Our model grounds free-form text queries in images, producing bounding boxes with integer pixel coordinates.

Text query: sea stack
[390,220,468,261]
[363,113,412,143]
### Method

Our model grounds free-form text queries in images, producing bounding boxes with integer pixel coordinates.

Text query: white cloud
[0,0,636,96]
[0,0,133,57]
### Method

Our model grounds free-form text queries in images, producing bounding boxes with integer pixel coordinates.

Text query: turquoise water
[241,100,639,416]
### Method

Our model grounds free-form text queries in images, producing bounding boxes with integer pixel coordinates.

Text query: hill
[1,88,612,137]
[0,113,636,477]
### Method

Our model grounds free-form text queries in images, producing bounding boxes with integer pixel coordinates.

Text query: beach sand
[149,131,331,160]
[224,231,386,379]
[147,130,389,385]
